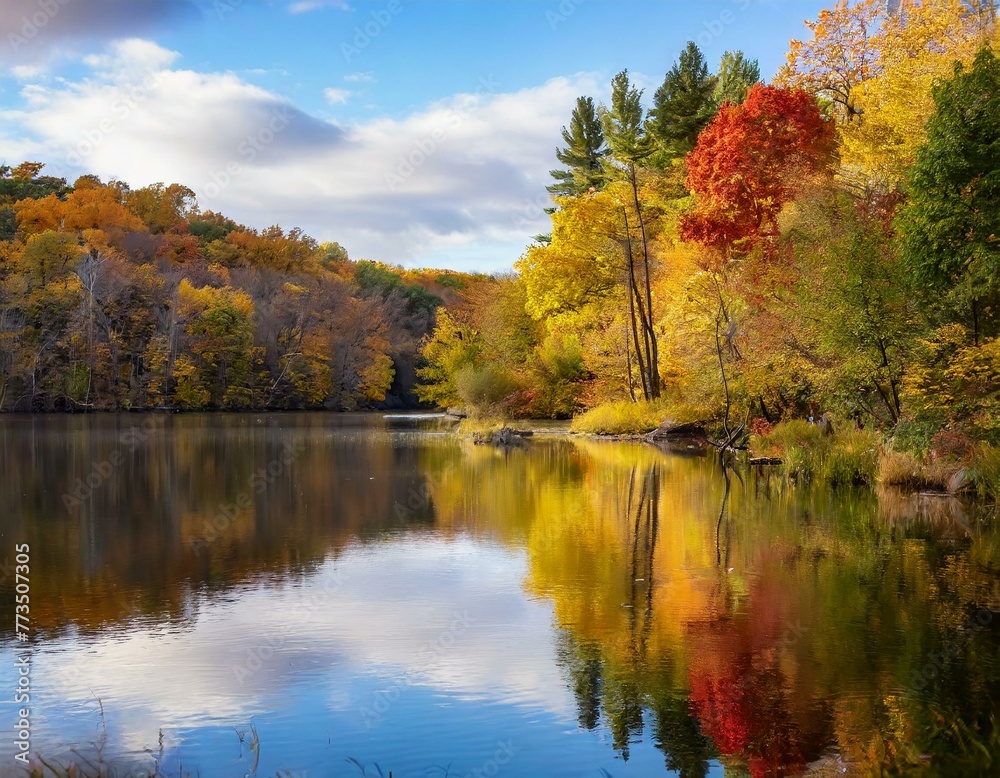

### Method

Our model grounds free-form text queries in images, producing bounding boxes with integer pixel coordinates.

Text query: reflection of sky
[0,534,706,776]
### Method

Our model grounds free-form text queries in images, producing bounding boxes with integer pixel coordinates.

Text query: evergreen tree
[648,42,718,157]
[712,50,761,107]
[547,96,608,196]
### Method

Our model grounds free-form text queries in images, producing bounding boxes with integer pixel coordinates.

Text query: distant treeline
[0,163,482,411]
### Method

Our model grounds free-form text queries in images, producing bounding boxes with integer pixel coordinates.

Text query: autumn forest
[2,0,999,480]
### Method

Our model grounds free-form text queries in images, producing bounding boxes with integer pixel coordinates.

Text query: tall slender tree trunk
[622,208,650,400]
[624,325,636,402]
[629,162,660,399]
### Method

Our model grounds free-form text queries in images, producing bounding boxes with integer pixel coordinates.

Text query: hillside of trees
[417,0,1000,463]
[0,164,484,411]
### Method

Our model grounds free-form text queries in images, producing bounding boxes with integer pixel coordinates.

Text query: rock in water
[472,426,529,448]
[948,467,972,494]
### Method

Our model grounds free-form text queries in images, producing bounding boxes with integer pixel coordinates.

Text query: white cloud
[5,538,573,760]
[81,37,180,74]
[344,71,375,83]
[322,87,351,105]
[1,39,601,271]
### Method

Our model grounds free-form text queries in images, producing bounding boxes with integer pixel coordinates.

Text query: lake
[0,413,998,777]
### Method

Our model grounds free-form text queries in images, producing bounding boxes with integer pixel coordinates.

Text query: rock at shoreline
[446,407,468,419]
[646,420,706,442]
[948,467,972,494]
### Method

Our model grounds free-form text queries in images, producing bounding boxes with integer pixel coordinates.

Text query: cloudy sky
[0,0,828,272]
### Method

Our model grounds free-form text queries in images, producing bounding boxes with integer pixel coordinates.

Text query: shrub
[752,419,827,481]
[454,365,520,417]
[878,448,924,488]
[753,420,879,486]
[821,427,880,487]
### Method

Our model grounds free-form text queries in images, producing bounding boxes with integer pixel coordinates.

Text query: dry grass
[571,400,674,436]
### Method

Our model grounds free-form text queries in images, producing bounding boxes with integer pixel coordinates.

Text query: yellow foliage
[775,0,884,119]
[176,278,254,319]
[516,191,623,323]
[840,0,997,189]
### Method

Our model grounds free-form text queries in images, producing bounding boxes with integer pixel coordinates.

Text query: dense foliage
[0,165,483,411]
[417,0,1000,469]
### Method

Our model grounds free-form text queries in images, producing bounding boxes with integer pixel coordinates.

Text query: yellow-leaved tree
[841,0,997,191]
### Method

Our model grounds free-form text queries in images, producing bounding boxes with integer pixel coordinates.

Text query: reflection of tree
[8,423,1000,774]
[649,692,713,778]
[0,415,450,635]
[688,651,805,776]
[529,441,1000,775]
[626,464,659,668]
[545,453,718,770]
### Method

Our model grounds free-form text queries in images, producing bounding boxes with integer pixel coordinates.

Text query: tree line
[0,165,477,411]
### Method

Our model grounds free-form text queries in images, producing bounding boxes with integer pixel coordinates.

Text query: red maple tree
[680,84,834,252]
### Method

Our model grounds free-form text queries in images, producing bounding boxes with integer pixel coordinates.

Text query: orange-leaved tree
[680,85,834,254]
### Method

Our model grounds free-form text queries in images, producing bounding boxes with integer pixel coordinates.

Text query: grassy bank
[751,421,880,486]
[752,420,1000,500]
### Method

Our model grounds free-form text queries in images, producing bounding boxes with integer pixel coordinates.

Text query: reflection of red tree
[687,573,809,776]
[690,658,805,776]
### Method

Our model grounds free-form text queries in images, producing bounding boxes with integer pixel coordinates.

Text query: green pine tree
[547,96,608,197]
[712,50,761,108]
[648,41,718,158]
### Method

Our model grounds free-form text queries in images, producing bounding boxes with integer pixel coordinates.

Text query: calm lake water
[0,413,998,777]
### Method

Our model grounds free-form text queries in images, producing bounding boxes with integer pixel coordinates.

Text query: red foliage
[680,85,834,251]
[930,428,974,462]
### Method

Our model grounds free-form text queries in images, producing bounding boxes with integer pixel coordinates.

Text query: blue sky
[0,0,830,271]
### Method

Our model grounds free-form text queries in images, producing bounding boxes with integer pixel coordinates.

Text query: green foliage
[0,161,69,203]
[527,333,587,418]
[648,42,718,158]
[712,50,761,107]
[753,420,827,480]
[189,212,239,244]
[803,195,915,426]
[454,364,520,417]
[902,327,1000,445]
[434,273,465,290]
[899,46,1000,338]
[601,70,656,165]
[971,444,1000,504]
[548,96,609,196]
[754,421,880,486]
[415,310,480,407]
[354,260,442,316]
[822,427,880,487]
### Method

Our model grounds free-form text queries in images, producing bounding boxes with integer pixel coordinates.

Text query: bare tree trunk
[622,208,650,401]
[165,286,179,405]
[629,162,659,399]
[715,310,732,441]
[624,325,636,402]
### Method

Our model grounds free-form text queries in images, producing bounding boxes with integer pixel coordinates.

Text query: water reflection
[0,414,997,776]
